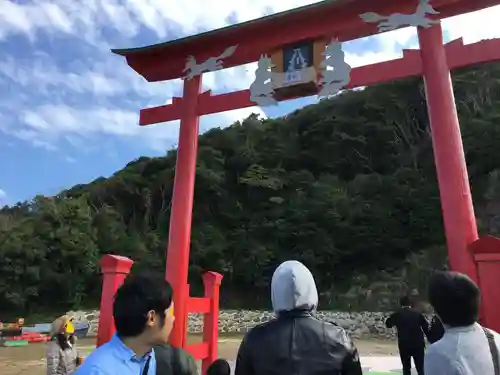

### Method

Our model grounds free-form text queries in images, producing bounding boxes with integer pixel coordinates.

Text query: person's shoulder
[244,318,276,336]
[425,345,450,366]
[425,339,456,361]
[154,344,197,375]
[77,342,116,370]
[387,310,400,320]
[426,333,458,359]
[425,341,466,374]
[321,320,353,345]
[85,341,115,358]
[300,317,353,348]
[319,318,345,332]
[415,309,427,317]
[486,327,500,346]
[74,361,111,375]
[322,318,340,326]
[154,343,194,360]
[410,309,426,320]
[425,341,442,355]
[240,316,284,344]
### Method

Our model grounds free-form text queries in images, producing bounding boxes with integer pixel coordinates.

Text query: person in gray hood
[235,260,362,375]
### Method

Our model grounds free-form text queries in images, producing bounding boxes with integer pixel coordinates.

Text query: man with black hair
[425,271,500,375]
[75,273,197,375]
[386,295,429,375]
[207,359,231,375]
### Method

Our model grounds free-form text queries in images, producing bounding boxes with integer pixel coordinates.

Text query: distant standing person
[46,315,80,375]
[386,296,429,375]
[425,271,500,375]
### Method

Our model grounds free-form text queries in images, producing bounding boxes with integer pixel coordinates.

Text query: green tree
[2,63,500,312]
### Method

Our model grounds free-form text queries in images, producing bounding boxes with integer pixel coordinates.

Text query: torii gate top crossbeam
[112,0,500,82]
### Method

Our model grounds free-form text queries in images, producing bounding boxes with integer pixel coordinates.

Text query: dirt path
[0,335,398,375]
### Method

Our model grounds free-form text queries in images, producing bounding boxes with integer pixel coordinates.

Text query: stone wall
[67,309,396,339]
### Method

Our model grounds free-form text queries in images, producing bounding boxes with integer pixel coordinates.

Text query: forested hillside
[2,63,500,315]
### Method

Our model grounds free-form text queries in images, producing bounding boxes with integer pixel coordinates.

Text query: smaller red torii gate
[97,0,500,367]
[97,254,223,375]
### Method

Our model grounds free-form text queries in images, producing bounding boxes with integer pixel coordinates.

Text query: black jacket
[385,307,429,348]
[427,315,445,343]
[235,311,362,375]
[154,344,198,375]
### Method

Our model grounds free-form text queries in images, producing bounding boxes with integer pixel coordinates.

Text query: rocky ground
[0,336,399,375]
[67,309,397,339]
[0,309,420,375]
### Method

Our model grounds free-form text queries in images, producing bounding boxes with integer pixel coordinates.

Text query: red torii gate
[100,0,500,363]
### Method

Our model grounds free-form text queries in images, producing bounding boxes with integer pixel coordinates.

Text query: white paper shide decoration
[250,55,277,106]
[183,45,238,80]
[318,39,351,98]
[360,0,440,32]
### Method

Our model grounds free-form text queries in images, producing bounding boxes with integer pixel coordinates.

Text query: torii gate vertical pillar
[166,75,202,348]
[417,23,479,282]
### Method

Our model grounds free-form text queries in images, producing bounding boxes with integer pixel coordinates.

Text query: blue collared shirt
[74,334,156,375]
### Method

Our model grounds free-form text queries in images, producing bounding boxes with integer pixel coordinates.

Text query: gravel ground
[0,335,399,375]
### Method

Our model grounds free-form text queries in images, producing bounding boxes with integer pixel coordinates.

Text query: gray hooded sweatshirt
[271,260,319,313]
[235,260,362,375]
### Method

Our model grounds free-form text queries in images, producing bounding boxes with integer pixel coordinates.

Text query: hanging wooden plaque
[270,39,325,100]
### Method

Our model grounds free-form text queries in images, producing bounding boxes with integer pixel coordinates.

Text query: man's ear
[167,303,174,317]
[146,310,155,327]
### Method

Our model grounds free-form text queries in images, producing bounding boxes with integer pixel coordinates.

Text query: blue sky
[0,1,499,206]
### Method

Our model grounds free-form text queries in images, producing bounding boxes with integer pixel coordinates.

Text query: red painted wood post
[183,284,191,345]
[96,254,134,347]
[470,236,500,331]
[417,24,479,282]
[165,75,202,348]
[201,271,223,375]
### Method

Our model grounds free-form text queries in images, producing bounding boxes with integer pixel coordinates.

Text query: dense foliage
[2,63,500,314]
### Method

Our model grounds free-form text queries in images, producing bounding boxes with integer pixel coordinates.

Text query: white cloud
[0,189,6,200]
[1,1,500,154]
[17,103,264,153]
[0,0,322,43]
[442,8,500,43]
[0,53,179,100]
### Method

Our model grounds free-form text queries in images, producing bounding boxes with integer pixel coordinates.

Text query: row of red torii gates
[95,0,500,372]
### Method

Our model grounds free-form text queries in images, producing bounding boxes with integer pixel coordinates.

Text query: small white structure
[250,55,278,106]
[318,39,351,98]
[360,0,440,32]
[183,45,238,80]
